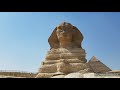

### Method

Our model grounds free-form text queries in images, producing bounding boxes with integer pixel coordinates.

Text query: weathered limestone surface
[36,48,90,78]
[36,22,91,78]
[51,72,120,78]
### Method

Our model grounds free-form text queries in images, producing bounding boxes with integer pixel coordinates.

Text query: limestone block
[35,73,55,78]
[70,63,88,72]
[46,53,86,60]
[57,62,71,74]
[47,48,86,54]
[45,54,60,60]
[43,59,86,65]
[39,64,57,73]
[64,73,84,78]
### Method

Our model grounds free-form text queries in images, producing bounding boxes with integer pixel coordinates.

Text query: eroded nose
[63,30,66,33]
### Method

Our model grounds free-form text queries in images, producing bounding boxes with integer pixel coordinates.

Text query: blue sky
[0,12,120,73]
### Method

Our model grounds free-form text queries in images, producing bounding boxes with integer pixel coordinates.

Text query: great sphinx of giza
[36,22,91,78]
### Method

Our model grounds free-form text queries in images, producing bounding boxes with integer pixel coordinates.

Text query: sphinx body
[36,22,90,78]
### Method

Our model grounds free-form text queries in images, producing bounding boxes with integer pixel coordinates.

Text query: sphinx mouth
[61,33,69,36]
[60,36,70,39]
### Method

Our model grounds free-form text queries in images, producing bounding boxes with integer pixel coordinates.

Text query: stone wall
[0,71,37,78]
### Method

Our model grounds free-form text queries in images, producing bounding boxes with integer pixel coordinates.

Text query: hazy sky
[0,12,120,73]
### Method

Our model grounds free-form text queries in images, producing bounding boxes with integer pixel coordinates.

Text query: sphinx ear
[48,27,59,49]
[72,26,84,48]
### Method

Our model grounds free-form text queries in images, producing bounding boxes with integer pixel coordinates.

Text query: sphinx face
[48,22,83,49]
[56,24,73,48]
[56,25,73,42]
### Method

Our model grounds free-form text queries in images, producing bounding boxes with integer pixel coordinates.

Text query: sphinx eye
[58,26,62,29]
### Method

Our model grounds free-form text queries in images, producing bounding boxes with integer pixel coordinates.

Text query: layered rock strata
[36,48,90,78]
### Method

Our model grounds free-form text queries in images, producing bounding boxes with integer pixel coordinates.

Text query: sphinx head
[48,22,83,49]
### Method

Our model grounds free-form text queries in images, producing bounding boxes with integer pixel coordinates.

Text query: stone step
[42,59,87,64]
[39,63,88,74]
[39,64,57,73]
[47,48,86,54]
[46,53,86,60]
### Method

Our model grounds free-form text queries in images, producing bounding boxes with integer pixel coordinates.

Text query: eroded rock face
[36,22,91,78]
